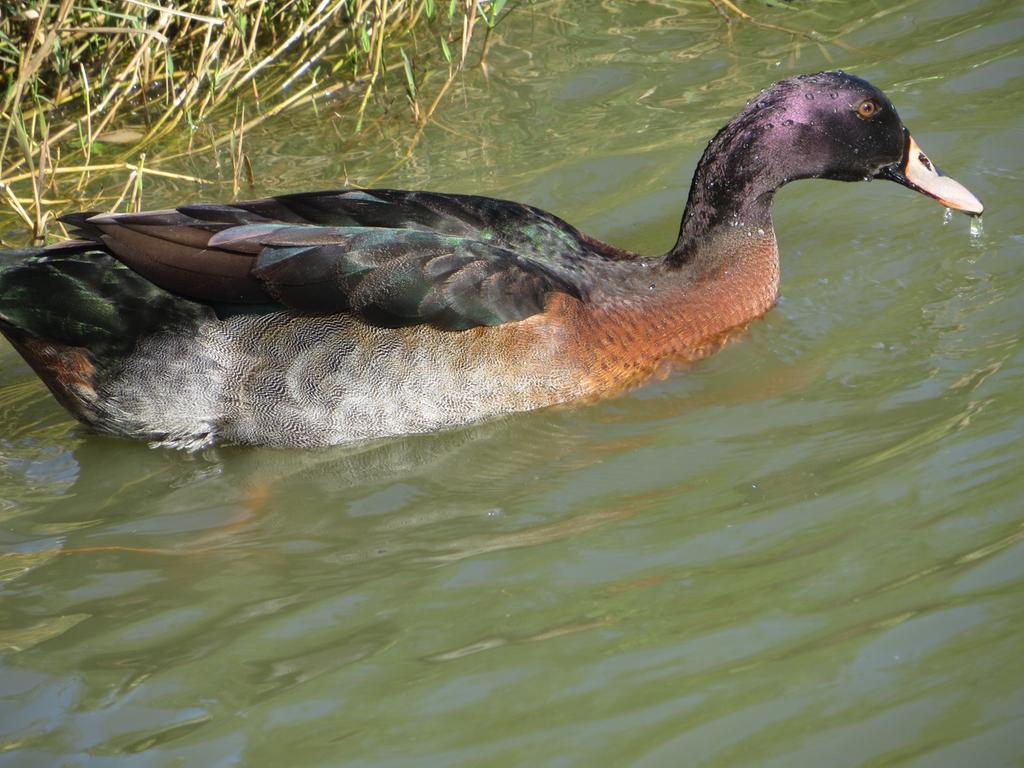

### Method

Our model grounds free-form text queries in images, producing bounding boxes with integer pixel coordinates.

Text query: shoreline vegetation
[0,0,834,245]
[1,0,513,244]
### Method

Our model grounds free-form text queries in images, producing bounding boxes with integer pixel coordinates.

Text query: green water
[2,0,1023,765]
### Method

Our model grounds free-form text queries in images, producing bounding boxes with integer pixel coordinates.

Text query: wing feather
[59,188,636,328]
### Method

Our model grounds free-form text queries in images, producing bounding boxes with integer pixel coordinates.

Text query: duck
[0,71,983,449]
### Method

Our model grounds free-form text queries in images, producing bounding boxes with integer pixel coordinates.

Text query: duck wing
[62,189,630,330]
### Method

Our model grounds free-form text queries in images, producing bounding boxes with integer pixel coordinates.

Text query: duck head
[671,71,983,263]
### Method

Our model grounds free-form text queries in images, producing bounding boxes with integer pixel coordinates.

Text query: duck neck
[652,108,785,333]
[669,191,775,269]
[625,106,789,364]
[578,227,779,393]
[666,101,787,268]
[650,226,779,358]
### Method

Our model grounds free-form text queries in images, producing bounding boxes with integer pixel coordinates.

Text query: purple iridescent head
[672,71,982,262]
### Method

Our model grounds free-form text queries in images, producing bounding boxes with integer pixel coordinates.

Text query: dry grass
[0,0,511,243]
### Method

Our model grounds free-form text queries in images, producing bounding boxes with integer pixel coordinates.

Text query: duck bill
[876,131,983,215]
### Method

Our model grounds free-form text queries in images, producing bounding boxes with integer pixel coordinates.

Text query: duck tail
[0,244,214,421]
[0,244,211,355]
[1,244,132,355]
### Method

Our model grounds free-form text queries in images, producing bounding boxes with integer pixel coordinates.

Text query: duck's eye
[856,99,879,119]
